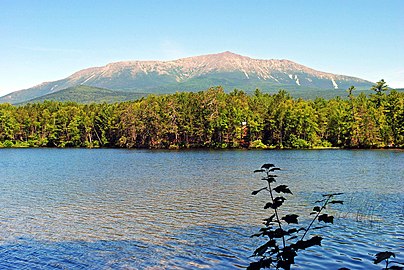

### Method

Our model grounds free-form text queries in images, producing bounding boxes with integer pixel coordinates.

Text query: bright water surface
[0,149,403,269]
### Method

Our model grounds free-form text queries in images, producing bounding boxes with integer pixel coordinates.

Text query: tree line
[0,80,403,149]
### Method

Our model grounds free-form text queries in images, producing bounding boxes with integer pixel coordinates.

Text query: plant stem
[300,195,332,240]
[266,171,286,248]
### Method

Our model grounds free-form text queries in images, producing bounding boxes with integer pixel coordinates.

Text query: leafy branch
[248,163,343,270]
[373,251,403,270]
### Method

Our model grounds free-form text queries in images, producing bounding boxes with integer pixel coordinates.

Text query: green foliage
[20,85,148,104]
[0,86,403,149]
[2,140,13,148]
[371,79,389,96]
[287,134,310,149]
[250,140,268,149]
[248,164,343,270]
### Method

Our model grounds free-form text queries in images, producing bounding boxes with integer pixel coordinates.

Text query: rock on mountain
[0,51,373,104]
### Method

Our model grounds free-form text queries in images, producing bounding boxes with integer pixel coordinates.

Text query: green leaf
[263,214,276,226]
[312,206,321,212]
[277,260,294,270]
[251,187,267,195]
[266,177,277,183]
[287,228,298,234]
[253,240,277,256]
[278,247,297,266]
[318,214,334,223]
[261,164,275,169]
[282,214,299,224]
[373,251,395,264]
[274,196,286,206]
[264,197,286,210]
[273,184,293,194]
[291,236,322,251]
[247,262,261,270]
[247,258,273,270]
[250,232,263,238]
[254,169,265,173]
[266,228,289,239]
[329,200,344,204]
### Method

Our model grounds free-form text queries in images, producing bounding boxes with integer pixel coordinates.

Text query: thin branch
[266,170,286,248]
[301,195,332,240]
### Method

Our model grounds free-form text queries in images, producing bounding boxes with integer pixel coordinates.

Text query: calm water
[0,149,403,269]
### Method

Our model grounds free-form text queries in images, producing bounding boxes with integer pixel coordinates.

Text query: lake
[0,149,402,269]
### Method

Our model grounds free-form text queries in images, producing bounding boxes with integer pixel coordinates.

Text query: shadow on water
[1,219,402,270]
[0,225,254,270]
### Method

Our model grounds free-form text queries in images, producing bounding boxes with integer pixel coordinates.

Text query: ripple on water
[0,149,402,269]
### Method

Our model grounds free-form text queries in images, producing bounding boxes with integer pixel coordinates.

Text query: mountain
[18,85,148,104]
[0,51,374,104]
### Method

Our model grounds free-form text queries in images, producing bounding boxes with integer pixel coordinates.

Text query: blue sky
[1,0,403,96]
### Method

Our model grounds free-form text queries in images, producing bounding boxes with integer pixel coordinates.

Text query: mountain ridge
[0,51,373,104]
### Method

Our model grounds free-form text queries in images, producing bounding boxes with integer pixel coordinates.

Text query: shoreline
[0,145,402,150]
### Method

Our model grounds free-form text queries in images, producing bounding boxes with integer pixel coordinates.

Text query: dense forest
[0,80,403,149]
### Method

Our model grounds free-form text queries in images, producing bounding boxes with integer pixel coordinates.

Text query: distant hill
[20,85,147,104]
[0,51,374,104]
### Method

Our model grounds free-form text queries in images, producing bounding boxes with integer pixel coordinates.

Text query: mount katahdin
[0,51,373,104]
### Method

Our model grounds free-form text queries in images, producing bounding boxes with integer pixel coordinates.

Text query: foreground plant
[373,251,403,270]
[248,163,343,270]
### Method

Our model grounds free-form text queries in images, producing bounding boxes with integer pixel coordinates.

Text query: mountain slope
[0,51,373,104]
[19,85,148,104]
